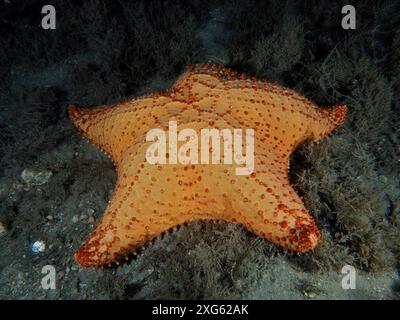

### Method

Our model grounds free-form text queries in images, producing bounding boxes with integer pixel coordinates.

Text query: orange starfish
[69,63,347,267]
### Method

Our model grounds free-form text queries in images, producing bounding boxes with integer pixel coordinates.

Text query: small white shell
[31,240,46,253]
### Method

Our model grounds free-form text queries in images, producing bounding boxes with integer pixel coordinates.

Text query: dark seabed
[0,0,399,299]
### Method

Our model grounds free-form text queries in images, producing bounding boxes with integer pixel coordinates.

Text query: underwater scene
[0,0,399,300]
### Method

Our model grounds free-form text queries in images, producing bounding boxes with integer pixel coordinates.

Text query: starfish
[69,62,347,267]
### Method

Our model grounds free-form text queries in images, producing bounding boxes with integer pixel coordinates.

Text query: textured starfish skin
[69,63,347,267]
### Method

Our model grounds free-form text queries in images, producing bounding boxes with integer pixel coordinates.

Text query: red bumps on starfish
[69,62,347,267]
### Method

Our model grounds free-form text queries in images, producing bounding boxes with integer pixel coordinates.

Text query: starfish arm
[229,167,321,252]
[73,143,163,266]
[308,104,348,141]
[74,142,231,267]
[68,96,172,162]
[74,174,165,266]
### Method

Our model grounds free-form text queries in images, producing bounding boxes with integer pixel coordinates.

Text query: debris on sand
[21,169,52,188]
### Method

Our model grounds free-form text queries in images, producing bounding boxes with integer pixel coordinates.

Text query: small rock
[72,215,79,223]
[31,240,46,253]
[88,216,95,223]
[303,290,317,298]
[21,169,52,188]
[57,271,65,280]
[299,281,323,298]
[46,215,53,221]
[85,208,95,215]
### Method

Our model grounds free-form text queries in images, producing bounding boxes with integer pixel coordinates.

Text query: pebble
[72,215,79,223]
[299,281,323,298]
[79,208,96,222]
[31,240,46,253]
[303,290,317,298]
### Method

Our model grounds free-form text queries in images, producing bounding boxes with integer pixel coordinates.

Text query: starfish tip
[68,104,81,121]
[74,243,100,267]
[332,104,348,126]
